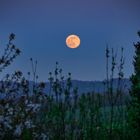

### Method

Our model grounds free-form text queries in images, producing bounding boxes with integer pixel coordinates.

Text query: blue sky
[0,0,140,81]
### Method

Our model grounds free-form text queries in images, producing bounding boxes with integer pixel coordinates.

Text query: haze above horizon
[0,0,140,81]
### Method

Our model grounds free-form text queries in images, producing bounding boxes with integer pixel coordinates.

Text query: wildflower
[39,82,46,88]
[0,115,4,123]
[40,133,48,140]
[30,58,33,61]
[15,70,22,77]
[9,33,15,41]
[27,72,30,75]
[56,61,58,65]
[7,107,13,115]
[16,48,21,55]
[14,124,22,137]
[25,120,35,128]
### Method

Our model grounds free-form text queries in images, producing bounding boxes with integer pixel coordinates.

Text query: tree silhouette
[128,31,140,139]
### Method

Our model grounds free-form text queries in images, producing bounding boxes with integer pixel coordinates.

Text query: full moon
[66,34,80,49]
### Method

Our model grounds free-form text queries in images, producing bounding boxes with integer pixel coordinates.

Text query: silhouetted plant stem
[106,44,110,96]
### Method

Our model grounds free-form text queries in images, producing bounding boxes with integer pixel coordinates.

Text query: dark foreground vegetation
[0,33,140,140]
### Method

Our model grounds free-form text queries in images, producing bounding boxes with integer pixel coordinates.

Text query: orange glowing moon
[66,34,80,49]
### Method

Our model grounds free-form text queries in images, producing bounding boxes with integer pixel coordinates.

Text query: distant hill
[44,78,131,95]
[0,78,131,99]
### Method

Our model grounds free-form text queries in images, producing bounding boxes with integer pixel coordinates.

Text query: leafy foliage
[128,31,140,139]
[0,33,138,140]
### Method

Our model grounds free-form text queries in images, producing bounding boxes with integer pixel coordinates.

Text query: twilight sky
[0,0,140,81]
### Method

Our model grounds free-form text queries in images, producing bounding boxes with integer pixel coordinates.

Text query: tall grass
[0,34,132,140]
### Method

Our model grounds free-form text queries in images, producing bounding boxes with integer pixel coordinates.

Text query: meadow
[0,33,140,140]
